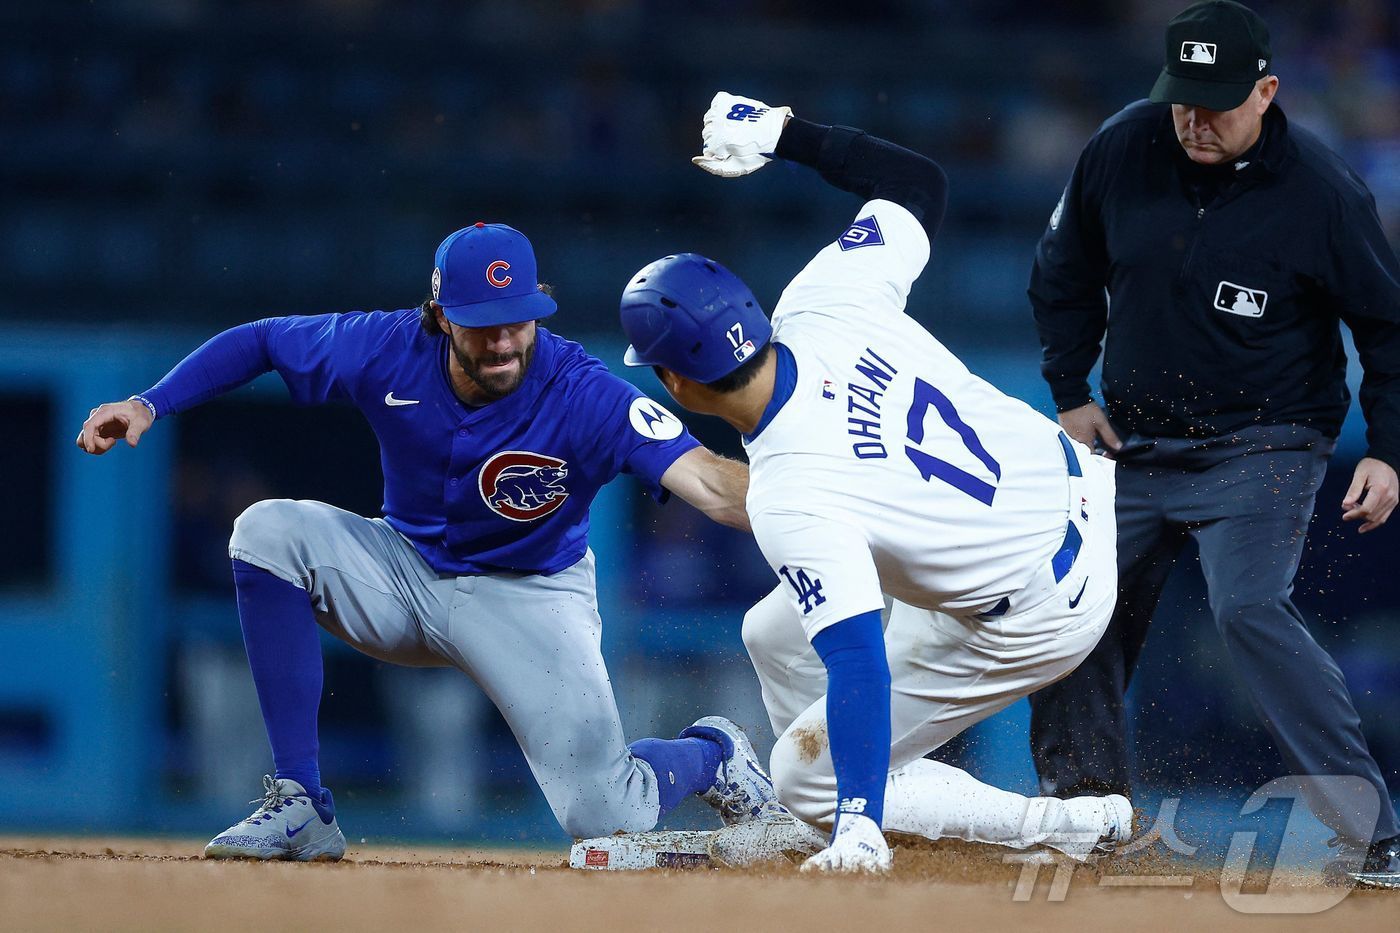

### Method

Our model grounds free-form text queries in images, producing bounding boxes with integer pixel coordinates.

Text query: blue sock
[628,736,724,818]
[232,559,324,800]
[812,610,891,829]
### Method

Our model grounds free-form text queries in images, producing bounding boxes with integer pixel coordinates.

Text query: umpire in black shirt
[1028,0,1400,887]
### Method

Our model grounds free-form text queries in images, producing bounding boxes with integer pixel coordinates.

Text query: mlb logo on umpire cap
[431,222,557,328]
[1181,41,1217,63]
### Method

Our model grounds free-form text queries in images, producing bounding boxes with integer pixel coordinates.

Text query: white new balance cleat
[801,813,891,874]
[1038,793,1134,861]
[708,803,828,867]
[679,716,779,826]
[204,775,346,862]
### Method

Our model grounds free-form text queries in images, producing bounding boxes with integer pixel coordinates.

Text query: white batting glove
[691,91,792,178]
[799,814,892,874]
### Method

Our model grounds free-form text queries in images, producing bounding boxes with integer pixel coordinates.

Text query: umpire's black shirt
[1030,100,1400,468]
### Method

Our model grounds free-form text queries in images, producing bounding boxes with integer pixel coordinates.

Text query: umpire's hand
[1342,457,1398,534]
[75,399,154,455]
[1056,401,1122,457]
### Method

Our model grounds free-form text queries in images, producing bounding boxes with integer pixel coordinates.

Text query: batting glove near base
[691,91,792,178]
[800,814,892,874]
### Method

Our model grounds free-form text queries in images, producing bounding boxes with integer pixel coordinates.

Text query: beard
[451,337,535,400]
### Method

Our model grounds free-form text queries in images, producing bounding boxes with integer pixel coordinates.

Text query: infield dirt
[1,835,1394,931]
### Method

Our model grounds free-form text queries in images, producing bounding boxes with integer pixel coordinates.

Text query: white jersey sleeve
[772,198,930,328]
[750,508,886,641]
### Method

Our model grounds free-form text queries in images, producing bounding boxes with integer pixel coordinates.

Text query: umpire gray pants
[228,498,662,839]
[1029,425,1399,844]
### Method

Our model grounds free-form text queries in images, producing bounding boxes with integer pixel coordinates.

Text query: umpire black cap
[1149,1,1272,112]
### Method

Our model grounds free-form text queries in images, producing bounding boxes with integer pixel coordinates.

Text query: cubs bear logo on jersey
[479,450,571,522]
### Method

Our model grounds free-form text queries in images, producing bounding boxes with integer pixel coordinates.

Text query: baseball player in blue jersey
[621,94,1130,873]
[76,221,778,860]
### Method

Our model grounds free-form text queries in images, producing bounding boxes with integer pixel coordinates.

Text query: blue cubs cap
[431,222,557,327]
[620,253,772,384]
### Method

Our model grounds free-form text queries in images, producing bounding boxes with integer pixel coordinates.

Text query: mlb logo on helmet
[431,222,557,327]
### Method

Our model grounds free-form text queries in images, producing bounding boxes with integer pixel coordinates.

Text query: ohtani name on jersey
[847,348,898,460]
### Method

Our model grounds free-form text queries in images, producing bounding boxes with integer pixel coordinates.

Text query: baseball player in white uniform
[619,93,1132,873]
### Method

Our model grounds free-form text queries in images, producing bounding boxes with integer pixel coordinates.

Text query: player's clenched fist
[75,398,154,455]
[691,91,792,178]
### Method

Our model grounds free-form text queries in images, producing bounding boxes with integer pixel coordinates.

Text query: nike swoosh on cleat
[285,817,316,838]
[384,392,420,407]
[1068,578,1089,609]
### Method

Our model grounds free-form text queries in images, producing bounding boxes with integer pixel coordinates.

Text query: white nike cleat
[678,716,780,826]
[1039,793,1134,861]
[708,803,828,867]
[204,775,346,862]
[801,813,891,874]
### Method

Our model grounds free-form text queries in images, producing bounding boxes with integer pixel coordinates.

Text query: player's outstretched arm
[659,447,751,532]
[75,398,155,455]
[693,91,948,240]
[74,316,335,457]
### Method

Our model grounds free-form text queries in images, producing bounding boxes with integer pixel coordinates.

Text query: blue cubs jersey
[148,309,699,575]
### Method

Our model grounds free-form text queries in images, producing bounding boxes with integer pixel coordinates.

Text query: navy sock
[232,559,324,800]
[628,736,724,818]
[812,610,891,828]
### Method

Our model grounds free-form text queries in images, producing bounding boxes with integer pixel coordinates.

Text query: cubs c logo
[479,450,570,522]
[486,260,512,288]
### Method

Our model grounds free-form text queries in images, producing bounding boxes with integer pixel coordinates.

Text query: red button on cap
[474,222,485,228]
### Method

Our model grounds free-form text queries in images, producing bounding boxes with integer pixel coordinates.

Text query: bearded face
[445,320,537,401]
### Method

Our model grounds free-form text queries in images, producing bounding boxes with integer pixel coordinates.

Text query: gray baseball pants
[227,498,662,838]
[1029,424,1399,844]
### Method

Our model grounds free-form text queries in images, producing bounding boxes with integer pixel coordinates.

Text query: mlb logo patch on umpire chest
[838,216,884,251]
[1214,281,1267,318]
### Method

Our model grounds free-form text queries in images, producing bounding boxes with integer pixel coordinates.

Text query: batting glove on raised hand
[691,91,792,178]
[800,814,892,874]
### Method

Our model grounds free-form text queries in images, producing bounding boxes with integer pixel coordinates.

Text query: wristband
[128,395,158,421]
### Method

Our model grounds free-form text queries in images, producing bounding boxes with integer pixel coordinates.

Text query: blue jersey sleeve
[573,371,700,502]
[141,312,396,416]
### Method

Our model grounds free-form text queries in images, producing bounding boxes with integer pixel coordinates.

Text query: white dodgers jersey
[745,199,1078,639]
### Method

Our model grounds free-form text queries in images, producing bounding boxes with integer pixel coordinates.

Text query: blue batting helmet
[619,253,772,384]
